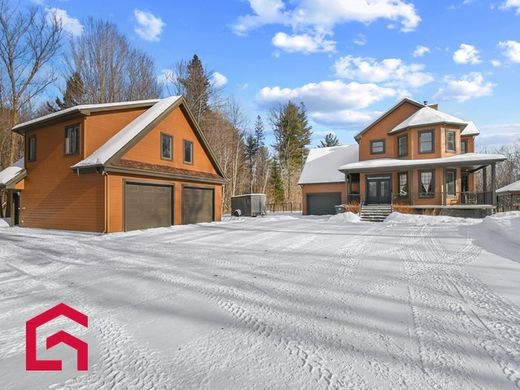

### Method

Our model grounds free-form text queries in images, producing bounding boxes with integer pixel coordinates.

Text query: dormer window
[461,139,468,154]
[65,125,80,155]
[370,139,385,155]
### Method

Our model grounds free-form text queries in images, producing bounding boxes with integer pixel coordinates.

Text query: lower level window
[398,172,408,196]
[419,170,435,197]
[445,169,456,196]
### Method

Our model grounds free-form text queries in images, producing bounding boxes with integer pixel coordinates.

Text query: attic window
[161,133,173,160]
[65,125,80,155]
[28,135,37,162]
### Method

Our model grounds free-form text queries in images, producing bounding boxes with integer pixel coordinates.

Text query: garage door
[307,192,342,215]
[182,187,214,224]
[124,182,173,231]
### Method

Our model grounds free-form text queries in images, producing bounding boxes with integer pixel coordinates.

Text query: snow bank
[0,218,10,228]
[328,212,361,224]
[384,212,479,226]
[477,212,520,246]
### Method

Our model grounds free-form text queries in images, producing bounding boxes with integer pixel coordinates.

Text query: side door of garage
[182,187,214,224]
[124,182,173,231]
[307,192,342,215]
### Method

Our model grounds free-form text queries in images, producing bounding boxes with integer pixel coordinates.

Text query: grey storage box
[231,194,267,217]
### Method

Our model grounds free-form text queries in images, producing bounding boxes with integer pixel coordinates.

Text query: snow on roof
[389,106,467,133]
[339,153,506,173]
[0,158,25,186]
[73,96,181,168]
[461,121,480,136]
[497,180,520,194]
[13,99,159,132]
[298,145,358,185]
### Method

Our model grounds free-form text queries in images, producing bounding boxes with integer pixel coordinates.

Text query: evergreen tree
[319,133,340,148]
[45,71,85,112]
[177,54,211,122]
[271,101,312,200]
[254,115,265,148]
[245,134,259,192]
[269,158,285,203]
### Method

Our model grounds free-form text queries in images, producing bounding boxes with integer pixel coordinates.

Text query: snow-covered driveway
[1,215,520,389]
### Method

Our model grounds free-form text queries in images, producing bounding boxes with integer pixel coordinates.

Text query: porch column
[482,166,488,193]
[409,169,414,205]
[345,173,349,203]
[491,162,497,206]
[9,191,14,227]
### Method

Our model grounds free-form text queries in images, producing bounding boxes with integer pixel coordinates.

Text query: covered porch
[0,158,26,226]
[340,153,506,213]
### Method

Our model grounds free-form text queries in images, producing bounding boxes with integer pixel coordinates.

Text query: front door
[366,176,391,204]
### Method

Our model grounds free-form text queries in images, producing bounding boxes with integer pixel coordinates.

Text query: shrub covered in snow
[384,212,479,226]
[328,212,361,224]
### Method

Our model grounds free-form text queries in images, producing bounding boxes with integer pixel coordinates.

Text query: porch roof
[497,180,520,194]
[0,158,26,189]
[338,153,506,174]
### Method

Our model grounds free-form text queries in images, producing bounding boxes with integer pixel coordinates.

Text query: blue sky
[29,0,520,148]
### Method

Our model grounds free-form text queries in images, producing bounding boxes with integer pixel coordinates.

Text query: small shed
[497,180,520,211]
[231,194,266,217]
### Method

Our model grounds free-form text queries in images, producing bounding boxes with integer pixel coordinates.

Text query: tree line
[0,1,322,213]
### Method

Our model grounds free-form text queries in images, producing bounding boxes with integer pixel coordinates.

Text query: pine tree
[254,115,265,148]
[269,158,285,203]
[245,134,259,192]
[45,71,85,112]
[271,101,312,201]
[178,54,211,123]
[319,133,340,147]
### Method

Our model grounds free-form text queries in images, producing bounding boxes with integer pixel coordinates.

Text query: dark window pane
[398,136,408,157]
[371,140,385,154]
[461,140,467,154]
[419,131,434,153]
[446,170,456,195]
[161,134,172,159]
[65,125,80,155]
[184,140,193,163]
[446,131,456,152]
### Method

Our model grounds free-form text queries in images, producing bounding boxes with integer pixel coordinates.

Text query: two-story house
[300,98,506,218]
[0,96,225,232]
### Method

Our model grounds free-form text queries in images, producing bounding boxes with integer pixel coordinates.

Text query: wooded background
[0,1,518,214]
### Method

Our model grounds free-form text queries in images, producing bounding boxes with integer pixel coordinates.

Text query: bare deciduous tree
[69,18,161,104]
[0,0,62,167]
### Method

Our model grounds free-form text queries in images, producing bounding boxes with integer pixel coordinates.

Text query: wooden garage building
[4,96,224,232]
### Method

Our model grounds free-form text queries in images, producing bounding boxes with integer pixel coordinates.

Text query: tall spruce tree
[45,71,86,112]
[271,101,312,201]
[177,55,211,123]
[269,158,285,203]
[318,133,340,147]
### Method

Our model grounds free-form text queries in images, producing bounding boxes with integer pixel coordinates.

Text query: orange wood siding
[21,118,105,232]
[83,108,148,157]
[461,136,475,153]
[301,183,346,215]
[358,101,422,161]
[106,173,222,232]
[121,106,218,175]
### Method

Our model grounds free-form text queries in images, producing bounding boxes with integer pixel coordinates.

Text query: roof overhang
[388,121,467,135]
[0,169,26,189]
[338,153,506,174]
[12,100,159,134]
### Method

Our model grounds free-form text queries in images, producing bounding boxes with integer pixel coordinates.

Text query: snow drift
[0,218,9,228]
[328,212,361,223]
[384,212,480,225]
[475,211,520,247]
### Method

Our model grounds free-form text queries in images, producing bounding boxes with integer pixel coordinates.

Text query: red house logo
[26,303,89,371]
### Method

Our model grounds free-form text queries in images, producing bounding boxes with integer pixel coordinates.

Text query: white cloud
[134,9,165,42]
[232,0,421,53]
[479,123,520,146]
[333,55,433,88]
[491,59,502,67]
[310,109,382,126]
[157,69,175,85]
[501,0,520,14]
[499,40,520,62]
[434,72,495,103]
[453,43,481,64]
[272,32,335,53]
[413,45,430,58]
[45,7,83,37]
[211,72,228,88]
[353,34,367,46]
[257,80,398,111]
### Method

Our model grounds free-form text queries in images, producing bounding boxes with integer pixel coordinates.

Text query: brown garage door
[124,182,173,231]
[182,187,214,224]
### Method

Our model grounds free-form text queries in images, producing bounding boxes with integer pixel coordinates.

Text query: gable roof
[298,144,358,185]
[0,158,26,188]
[72,96,225,179]
[389,106,467,133]
[354,97,425,141]
[461,120,480,136]
[497,179,520,194]
[12,99,159,133]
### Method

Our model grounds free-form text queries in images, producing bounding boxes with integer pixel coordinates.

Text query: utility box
[231,194,267,217]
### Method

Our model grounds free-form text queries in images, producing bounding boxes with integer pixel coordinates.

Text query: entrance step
[360,204,393,222]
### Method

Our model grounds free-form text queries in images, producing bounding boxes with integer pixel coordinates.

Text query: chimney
[423,100,428,106]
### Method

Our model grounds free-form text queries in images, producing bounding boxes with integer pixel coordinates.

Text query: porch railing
[392,191,494,206]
